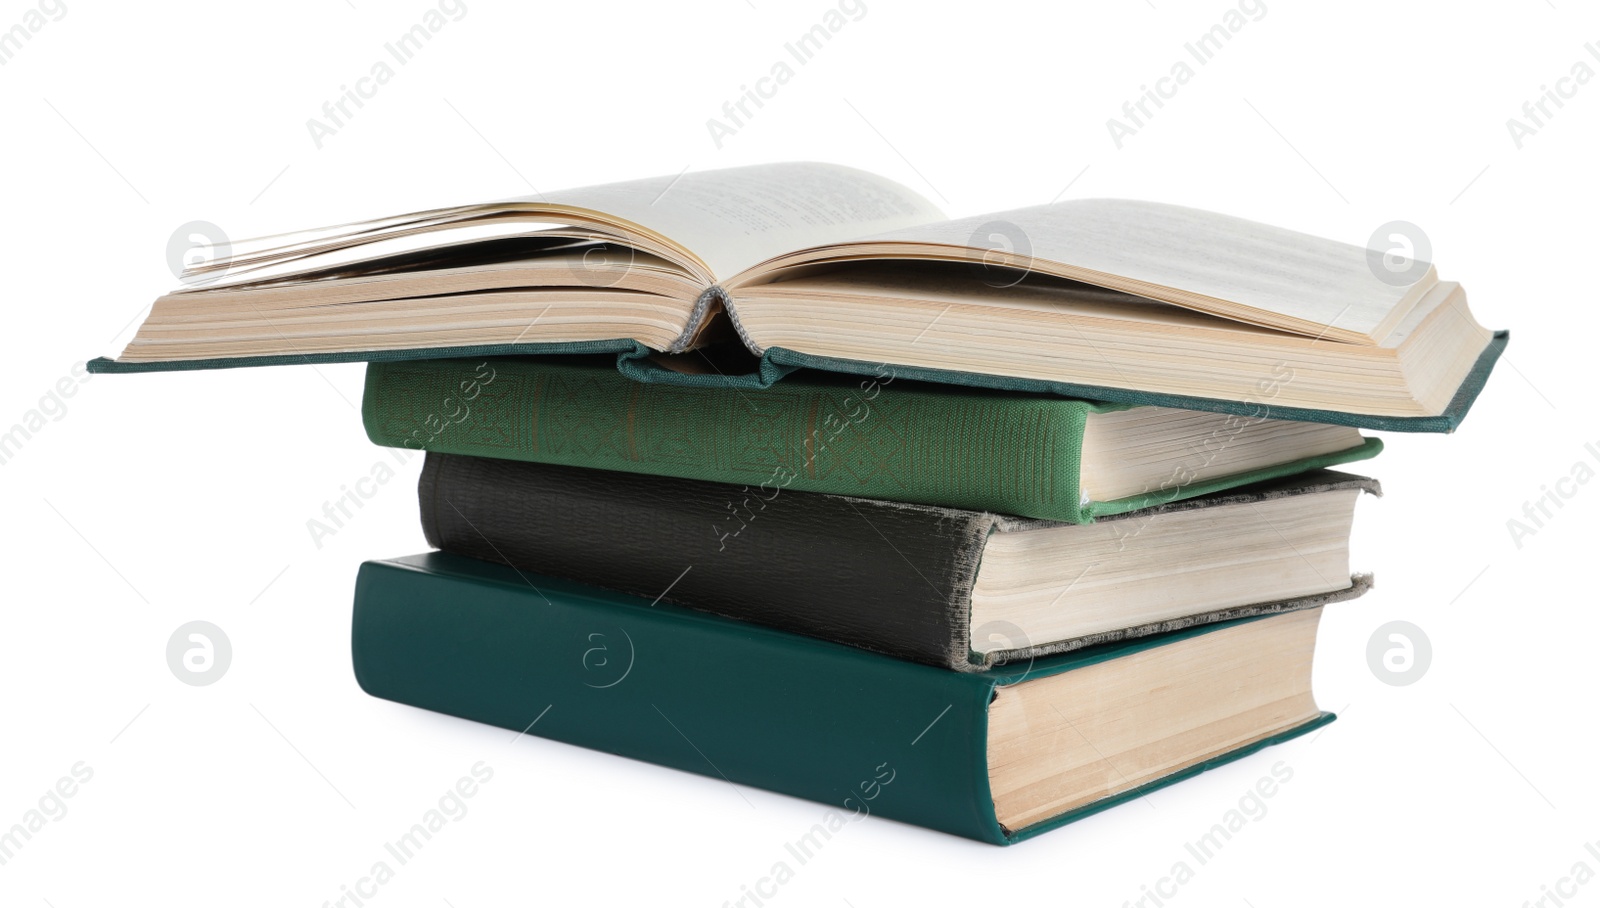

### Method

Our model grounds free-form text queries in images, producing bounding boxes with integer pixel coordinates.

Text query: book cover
[88,329,1508,433]
[418,455,1375,670]
[364,355,1381,523]
[351,552,1336,845]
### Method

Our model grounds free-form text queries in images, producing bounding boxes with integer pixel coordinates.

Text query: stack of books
[95,163,1505,844]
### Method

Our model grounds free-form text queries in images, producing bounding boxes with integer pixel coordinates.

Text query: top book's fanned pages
[93,162,1504,430]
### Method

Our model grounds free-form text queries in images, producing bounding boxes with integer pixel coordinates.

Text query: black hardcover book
[419,454,1376,671]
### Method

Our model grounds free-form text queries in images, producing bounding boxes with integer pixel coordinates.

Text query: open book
[93,162,1504,430]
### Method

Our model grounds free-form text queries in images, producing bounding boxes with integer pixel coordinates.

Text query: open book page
[516,162,944,282]
[748,262,1293,335]
[775,199,1433,344]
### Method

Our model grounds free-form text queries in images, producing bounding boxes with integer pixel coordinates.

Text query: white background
[1,0,1594,905]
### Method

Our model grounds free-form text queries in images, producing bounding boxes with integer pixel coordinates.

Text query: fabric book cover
[417,455,1377,670]
[352,552,1336,845]
[365,355,1381,523]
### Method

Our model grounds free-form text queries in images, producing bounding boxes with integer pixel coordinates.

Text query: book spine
[361,357,1090,522]
[418,453,994,671]
[351,555,1007,844]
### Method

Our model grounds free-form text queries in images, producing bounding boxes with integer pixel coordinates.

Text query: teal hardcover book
[352,552,1336,845]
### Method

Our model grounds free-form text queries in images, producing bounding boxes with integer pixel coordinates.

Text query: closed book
[351,552,1336,845]
[419,453,1376,670]
[365,355,1381,523]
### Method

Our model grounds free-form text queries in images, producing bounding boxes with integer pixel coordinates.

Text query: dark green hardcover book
[360,355,1380,523]
[352,552,1336,845]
